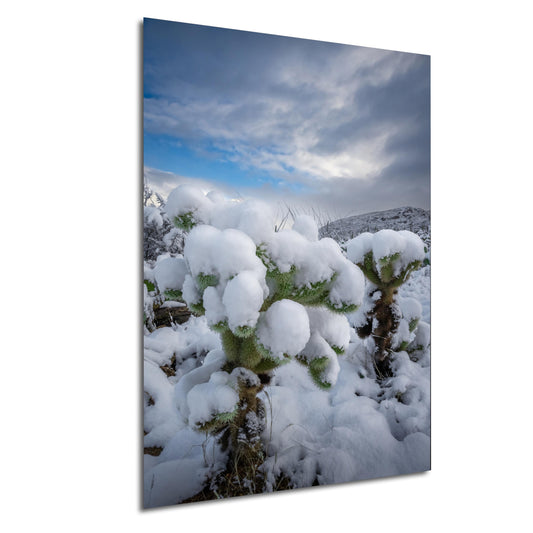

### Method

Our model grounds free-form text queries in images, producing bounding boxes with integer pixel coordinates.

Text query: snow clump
[256,300,310,358]
[222,271,265,332]
[187,371,239,428]
[153,256,188,294]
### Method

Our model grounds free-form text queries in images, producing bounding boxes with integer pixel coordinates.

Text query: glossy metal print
[143,17,430,508]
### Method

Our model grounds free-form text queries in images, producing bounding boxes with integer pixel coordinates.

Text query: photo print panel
[143,17,430,508]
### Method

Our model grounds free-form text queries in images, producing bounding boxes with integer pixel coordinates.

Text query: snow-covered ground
[143,199,431,509]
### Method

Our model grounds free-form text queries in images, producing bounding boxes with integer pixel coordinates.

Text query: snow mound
[262,357,430,489]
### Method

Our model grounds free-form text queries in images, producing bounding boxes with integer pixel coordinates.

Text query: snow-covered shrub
[163,185,365,483]
[143,184,185,262]
[346,230,425,378]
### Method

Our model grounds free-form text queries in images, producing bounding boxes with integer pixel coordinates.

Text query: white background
[2,1,532,531]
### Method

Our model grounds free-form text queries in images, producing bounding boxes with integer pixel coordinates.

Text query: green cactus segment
[211,321,229,333]
[378,252,400,284]
[188,300,205,316]
[144,279,156,292]
[389,260,422,288]
[255,244,275,270]
[255,340,274,360]
[408,318,420,333]
[258,246,330,307]
[196,273,218,291]
[257,243,357,317]
[260,262,347,314]
[359,252,381,285]
[358,252,421,290]
[221,329,242,364]
[290,277,332,306]
[253,354,287,373]
[239,336,263,369]
[220,328,280,373]
[307,357,333,390]
[274,267,297,299]
[196,407,238,434]
[397,340,410,352]
[266,269,337,310]
[173,211,196,231]
[163,289,182,300]
[232,325,255,339]
[261,267,296,309]
[325,300,359,315]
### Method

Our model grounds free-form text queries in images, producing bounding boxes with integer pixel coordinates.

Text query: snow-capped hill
[319,206,430,246]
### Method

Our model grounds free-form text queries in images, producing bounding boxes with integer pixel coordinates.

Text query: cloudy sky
[143,18,430,219]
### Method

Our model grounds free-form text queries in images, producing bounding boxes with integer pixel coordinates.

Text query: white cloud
[144,43,424,183]
[144,25,430,213]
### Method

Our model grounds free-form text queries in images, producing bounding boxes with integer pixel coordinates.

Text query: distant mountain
[319,206,430,246]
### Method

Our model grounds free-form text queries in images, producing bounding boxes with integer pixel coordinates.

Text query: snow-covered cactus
[346,230,425,378]
[180,225,363,388]
[164,185,365,475]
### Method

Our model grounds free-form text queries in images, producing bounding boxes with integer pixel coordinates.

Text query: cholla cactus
[165,185,365,477]
[346,230,425,378]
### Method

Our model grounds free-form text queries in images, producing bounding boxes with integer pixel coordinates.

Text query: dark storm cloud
[143,18,430,212]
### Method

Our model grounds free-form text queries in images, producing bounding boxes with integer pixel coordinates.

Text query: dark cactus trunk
[369,287,400,379]
[222,376,266,490]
